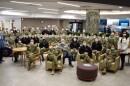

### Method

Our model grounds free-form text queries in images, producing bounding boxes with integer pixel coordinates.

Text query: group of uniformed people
[1,27,129,75]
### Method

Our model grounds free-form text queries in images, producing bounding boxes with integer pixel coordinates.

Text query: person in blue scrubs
[0,30,4,63]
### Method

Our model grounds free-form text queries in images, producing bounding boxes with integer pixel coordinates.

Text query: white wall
[0,18,21,31]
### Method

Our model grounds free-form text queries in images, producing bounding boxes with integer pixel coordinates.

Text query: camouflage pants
[70,49,78,59]
[40,48,49,56]
[100,59,113,69]
[93,50,100,62]
[80,52,90,63]
[47,55,58,70]
[27,53,39,69]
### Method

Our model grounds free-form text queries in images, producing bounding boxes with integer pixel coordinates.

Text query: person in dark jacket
[39,37,49,61]
[92,38,102,51]
[70,37,80,61]
[42,27,49,35]
[15,36,21,44]
[49,28,56,35]
[33,35,39,44]
[0,32,4,63]
[79,41,92,58]
[70,37,80,49]
[21,35,28,44]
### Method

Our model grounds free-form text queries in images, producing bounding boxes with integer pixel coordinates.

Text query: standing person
[0,30,4,63]
[118,31,129,70]
[103,26,107,34]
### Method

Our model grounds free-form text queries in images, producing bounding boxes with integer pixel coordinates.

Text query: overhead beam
[65,0,130,7]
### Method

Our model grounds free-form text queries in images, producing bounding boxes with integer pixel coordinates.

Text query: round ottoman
[77,64,98,81]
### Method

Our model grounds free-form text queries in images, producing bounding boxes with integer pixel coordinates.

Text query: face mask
[74,38,76,41]
[95,39,98,42]
[102,36,104,38]
[93,36,96,38]
[111,48,115,50]
[61,42,65,44]
[123,34,126,36]
[83,42,86,46]
[111,33,114,35]
[18,41,21,43]
[30,41,34,44]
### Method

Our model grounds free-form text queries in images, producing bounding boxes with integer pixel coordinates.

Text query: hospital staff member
[0,30,4,63]
[118,31,129,70]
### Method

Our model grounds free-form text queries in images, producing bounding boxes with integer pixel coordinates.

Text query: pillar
[86,10,100,34]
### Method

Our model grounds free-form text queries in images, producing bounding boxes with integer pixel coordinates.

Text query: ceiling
[0,0,130,19]
[66,0,130,7]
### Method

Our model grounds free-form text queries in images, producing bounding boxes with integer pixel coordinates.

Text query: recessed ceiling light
[119,6,123,8]
[5,10,27,13]
[38,8,58,11]
[11,1,42,6]
[0,7,13,9]
[57,2,80,7]
[43,12,58,14]
[1,11,26,16]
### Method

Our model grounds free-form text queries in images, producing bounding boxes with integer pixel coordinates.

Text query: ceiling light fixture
[64,10,86,14]
[57,2,80,7]
[11,1,42,6]
[0,7,13,9]
[0,11,26,16]
[38,8,58,11]
[43,12,58,14]
[119,6,123,8]
[5,10,27,13]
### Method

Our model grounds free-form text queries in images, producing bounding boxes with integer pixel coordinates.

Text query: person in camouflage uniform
[8,36,15,48]
[107,32,117,49]
[79,52,90,63]
[13,40,25,62]
[26,39,40,71]
[100,45,118,74]
[39,37,49,61]
[47,48,62,75]
[85,35,92,46]
[78,36,85,44]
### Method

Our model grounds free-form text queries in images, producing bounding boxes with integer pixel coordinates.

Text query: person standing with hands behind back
[118,31,129,70]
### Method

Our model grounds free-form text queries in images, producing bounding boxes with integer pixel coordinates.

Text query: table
[12,47,27,66]
[77,64,98,81]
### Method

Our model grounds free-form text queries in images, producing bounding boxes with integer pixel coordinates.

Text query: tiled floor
[0,57,130,86]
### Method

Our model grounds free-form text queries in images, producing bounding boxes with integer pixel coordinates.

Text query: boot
[42,56,44,61]
[101,68,106,75]
[57,64,61,68]
[51,69,55,75]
